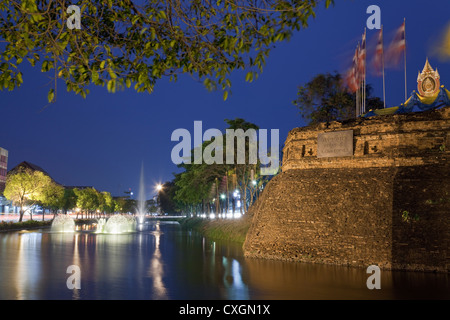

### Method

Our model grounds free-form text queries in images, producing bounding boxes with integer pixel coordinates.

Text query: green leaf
[92,70,99,83]
[325,0,334,8]
[108,69,117,79]
[223,90,228,101]
[245,71,253,82]
[47,88,55,103]
[41,60,48,72]
[150,28,156,40]
[107,79,116,93]
[16,72,23,84]
[159,10,167,20]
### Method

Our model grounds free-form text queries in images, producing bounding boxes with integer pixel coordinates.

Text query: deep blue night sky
[1,0,449,198]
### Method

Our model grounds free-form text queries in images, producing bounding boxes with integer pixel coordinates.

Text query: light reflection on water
[0,221,449,300]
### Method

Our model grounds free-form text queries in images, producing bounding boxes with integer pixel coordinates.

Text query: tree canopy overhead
[0,0,334,102]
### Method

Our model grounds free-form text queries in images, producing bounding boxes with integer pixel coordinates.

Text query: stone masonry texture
[243,107,450,272]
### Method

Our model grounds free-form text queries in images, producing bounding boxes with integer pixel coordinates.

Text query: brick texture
[243,107,450,272]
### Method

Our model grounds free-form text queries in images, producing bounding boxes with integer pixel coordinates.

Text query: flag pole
[404,17,407,102]
[382,25,386,108]
[360,41,363,116]
[356,85,360,117]
[363,28,366,115]
[356,43,360,117]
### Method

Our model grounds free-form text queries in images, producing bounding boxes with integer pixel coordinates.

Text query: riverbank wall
[243,106,450,272]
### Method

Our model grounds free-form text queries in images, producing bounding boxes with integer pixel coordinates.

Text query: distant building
[0,147,8,192]
[8,161,58,184]
[0,147,8,213]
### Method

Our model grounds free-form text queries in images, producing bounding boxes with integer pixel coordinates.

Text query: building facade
[0,147,8,192]
[0,147,8,213]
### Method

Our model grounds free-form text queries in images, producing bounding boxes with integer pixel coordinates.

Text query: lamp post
[220,194,226,216]
[155,184,163,215]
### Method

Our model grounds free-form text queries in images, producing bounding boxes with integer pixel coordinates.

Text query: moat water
[0,220,449,300]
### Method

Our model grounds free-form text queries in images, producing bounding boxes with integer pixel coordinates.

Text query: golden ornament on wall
[417,58,440,97]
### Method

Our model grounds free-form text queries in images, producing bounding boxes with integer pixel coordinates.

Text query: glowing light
[156,184,163,191]
[220,194,226,199]
[51,215,75,232]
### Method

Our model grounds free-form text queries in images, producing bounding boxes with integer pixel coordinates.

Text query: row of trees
[2,167,136,222]
[3,72,382,221]
[159,74,385,216]
[158,118,277,217]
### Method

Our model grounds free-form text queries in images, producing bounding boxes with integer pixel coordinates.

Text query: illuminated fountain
[51,214,75,232]
[136,163,147,224]
[95,215,136,234]
[92,164,147,234]
[96,217,107,233]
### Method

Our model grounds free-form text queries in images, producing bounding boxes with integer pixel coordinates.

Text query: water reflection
[72,234,81,300]
[147,221,167,299]
[15,232,42,300]
[0,222,449,300]
[221,257,249,299]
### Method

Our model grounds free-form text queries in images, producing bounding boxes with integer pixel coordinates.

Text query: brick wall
[243,107,450,272]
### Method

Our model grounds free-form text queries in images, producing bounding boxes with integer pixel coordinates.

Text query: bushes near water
[179,216,251,244]
[0,220,53,231]
[0,216,252,244]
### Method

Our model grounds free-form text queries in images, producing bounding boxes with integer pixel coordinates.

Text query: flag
[344,46,360,93]
[344,69,356,93]
[431,22,450,61]
[372,28,384,76]
[358,31,366,76]
[386,21,406,67]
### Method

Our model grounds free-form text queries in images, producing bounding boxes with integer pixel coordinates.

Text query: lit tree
[3,167,55,222]
[39,181,64,219]
[97,191,114,216]
[74,187,99,218]
[173,118,269,215]
[58,188,78,214]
